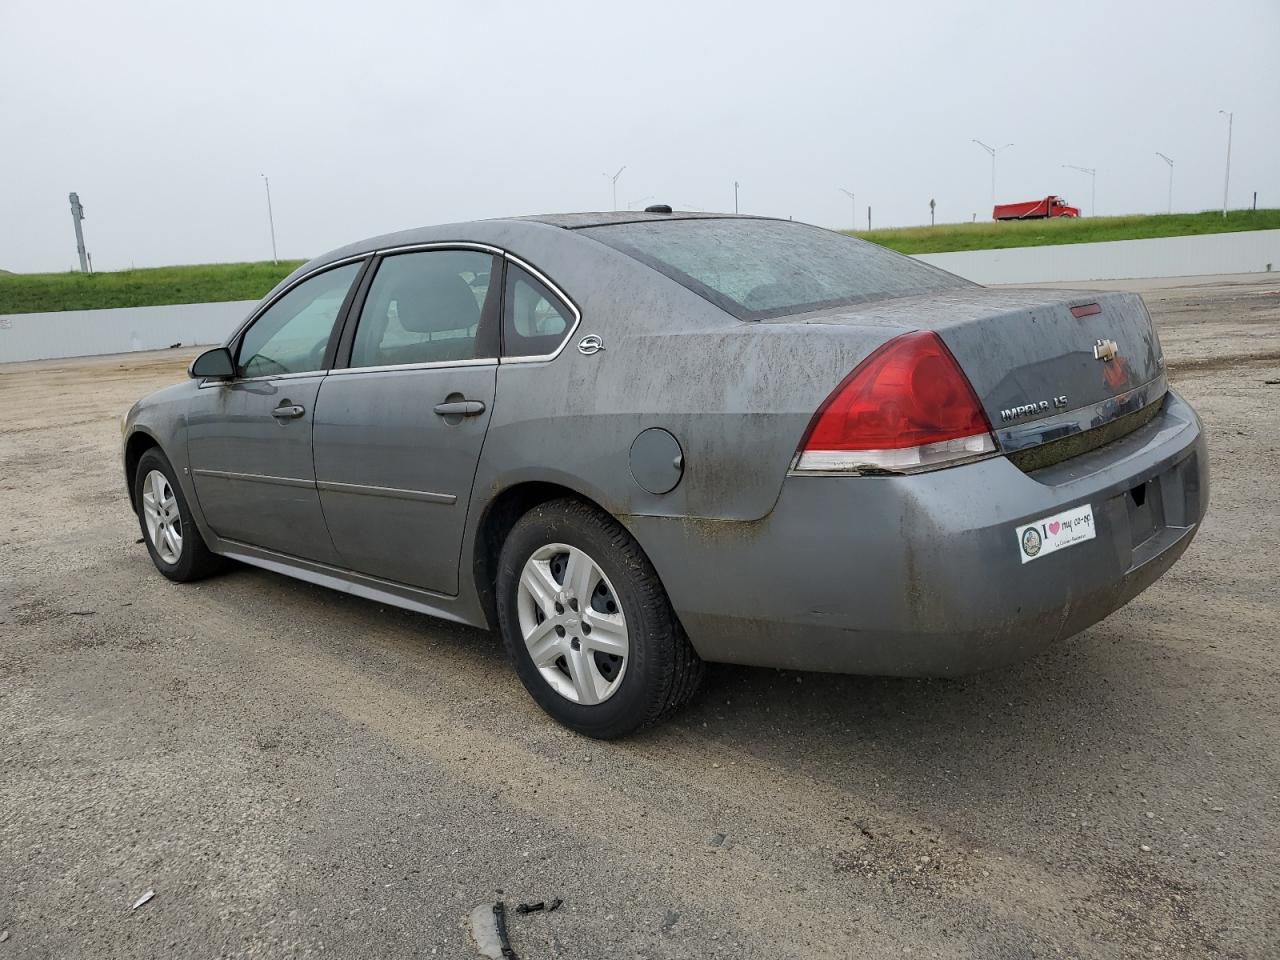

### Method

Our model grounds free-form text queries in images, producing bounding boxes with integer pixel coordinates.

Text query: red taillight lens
[795,331,996,474]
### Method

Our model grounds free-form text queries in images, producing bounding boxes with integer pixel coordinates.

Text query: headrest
[390,269,481,334]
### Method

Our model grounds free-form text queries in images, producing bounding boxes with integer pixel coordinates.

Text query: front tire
[134,448,224,582]
[496,498,704,739]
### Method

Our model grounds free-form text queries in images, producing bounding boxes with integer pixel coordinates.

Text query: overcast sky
[2,0,1277,273]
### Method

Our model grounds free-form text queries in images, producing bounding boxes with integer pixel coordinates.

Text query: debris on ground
[130,889,155,912]
[0,930,9,942]
[492,902,517,959]
[515,901,544,914]
[468,902,519,959]
[547,898,562,912]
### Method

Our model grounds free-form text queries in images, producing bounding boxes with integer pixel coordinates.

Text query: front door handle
[272,403,306,420]
[433,400,486,417]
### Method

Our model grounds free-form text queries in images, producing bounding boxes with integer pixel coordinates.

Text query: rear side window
[349,249,497,368]
[503,263,575,358]
[580,218,973,320]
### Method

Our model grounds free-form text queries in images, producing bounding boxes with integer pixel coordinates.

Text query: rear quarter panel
[471,228,901,522]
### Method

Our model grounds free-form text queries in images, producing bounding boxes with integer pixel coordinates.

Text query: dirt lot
[1,274,1278,959]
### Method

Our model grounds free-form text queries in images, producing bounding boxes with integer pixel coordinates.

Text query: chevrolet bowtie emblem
[1093,338,1118,362]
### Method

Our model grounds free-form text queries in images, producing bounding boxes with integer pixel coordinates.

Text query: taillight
[793,330,996,474]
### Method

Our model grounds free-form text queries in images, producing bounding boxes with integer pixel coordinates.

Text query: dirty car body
[123,212,1208,700]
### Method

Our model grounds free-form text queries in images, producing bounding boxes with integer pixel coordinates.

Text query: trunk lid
[777,287,1167,456]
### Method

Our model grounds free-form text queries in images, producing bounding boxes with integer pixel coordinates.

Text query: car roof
[298,211,779,279]
[513,211,756,229]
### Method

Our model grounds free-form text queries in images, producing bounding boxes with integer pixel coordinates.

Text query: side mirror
[189,346,235,380]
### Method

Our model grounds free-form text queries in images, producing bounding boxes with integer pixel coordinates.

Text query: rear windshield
[580,217,973,320]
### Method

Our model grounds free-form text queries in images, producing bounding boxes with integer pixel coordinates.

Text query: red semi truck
[992,196,1080,220]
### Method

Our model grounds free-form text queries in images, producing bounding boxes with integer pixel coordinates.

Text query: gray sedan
[123,211,1208,738]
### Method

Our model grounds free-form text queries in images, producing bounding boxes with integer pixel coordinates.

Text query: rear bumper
[626,388,1208,676]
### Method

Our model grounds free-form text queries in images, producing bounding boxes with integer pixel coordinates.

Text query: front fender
[122,381,210,540]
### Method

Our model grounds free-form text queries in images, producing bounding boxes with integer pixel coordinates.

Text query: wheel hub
[516,543,629,705]
[141,469,183,565]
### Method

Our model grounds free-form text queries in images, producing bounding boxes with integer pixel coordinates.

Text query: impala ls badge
[1001,396,1069,423]
[577,334,605,356]
[1094,338,1119,362]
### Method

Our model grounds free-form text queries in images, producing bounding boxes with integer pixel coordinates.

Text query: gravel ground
[1,273,1278,959]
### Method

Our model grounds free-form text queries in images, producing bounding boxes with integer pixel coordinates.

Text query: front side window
[237,262,361,377]
[350,250,496,368]
[503,263,574,358]
[580,218,973,320]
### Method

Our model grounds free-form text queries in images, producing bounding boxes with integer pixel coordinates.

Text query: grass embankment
[852,208,1280,255]
[4,208,1278,314]
[0,260,304,315]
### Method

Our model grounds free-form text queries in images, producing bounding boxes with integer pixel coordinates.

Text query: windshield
[580,217,974,320]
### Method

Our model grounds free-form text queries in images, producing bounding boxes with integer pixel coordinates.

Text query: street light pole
[261,174,278,263]
[838,188,855,230]
[1063,164,1097,217]
[1218,110,1233,218]
[734,180,739,214]
[972,139,1013,209]
[1155,152,1174,214]
[602,165,626,210]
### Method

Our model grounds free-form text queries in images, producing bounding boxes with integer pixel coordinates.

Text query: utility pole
[68,192,88,273]
[261,174,278,263]
[929,198,936,226]
[1219,110,1233,218]
[1155,153,1174,214]
[602,165,626,210]
[972,139,1013,209]
[838,188,855,230]
[866,206,871,231]
[734,180,739,214]
[1063,164,1097,217]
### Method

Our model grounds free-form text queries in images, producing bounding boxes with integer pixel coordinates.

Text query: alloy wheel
[141,469,183,565]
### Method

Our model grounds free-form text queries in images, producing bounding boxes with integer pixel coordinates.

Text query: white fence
[0,300,255,364]
[3,229,1279,364]
[915,228,1280,285]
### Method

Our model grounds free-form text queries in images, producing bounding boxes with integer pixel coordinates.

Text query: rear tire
[134,448,225,583]
[496,498,704,739]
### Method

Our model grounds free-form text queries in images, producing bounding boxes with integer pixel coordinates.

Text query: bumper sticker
[1016,503,1096,563]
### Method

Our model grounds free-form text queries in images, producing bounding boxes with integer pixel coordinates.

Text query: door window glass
[503,263,574,358]
[237,262,361,377]
[350,250,496,368]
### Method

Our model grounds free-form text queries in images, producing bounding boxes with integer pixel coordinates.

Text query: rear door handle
[272,403,306,420]
[433,400,486,417]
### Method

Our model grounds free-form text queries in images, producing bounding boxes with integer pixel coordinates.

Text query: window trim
[221,256,372,382]
[330,242,505,372]
[219,242,584,382]
[498,252,581,364]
